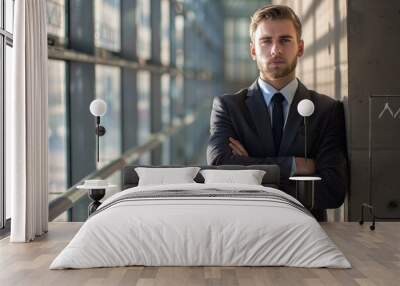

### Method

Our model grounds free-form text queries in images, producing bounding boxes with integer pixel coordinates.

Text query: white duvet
[50,183,351,269]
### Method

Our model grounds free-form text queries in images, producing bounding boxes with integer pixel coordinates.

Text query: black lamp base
[88,188,106,216]
[295,180,315,210]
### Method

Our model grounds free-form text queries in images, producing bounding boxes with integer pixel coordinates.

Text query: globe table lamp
[89,99,107,162]
[289,99,321,210]
[297,99,315,161]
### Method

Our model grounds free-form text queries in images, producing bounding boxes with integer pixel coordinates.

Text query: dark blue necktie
[272,92,285,154]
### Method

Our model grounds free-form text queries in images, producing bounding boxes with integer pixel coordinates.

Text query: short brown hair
[249,5,302,42]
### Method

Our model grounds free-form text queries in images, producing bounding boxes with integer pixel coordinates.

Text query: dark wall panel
[348,0,400,220]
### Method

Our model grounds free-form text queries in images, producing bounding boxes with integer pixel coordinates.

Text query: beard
[257,56,298,79]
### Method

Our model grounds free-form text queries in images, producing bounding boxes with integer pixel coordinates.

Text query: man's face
[250,19,304,80]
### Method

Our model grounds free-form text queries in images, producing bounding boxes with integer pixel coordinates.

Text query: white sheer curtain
[6,0,48,242]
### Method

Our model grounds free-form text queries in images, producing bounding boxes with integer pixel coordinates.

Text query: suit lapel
[245,80,275,155]
[279,81,311,155]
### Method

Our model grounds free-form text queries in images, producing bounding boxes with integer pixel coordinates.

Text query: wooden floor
[0,222,399,286]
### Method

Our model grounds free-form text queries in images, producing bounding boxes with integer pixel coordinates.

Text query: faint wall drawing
[367,95,400,219]
[378,100,400,119]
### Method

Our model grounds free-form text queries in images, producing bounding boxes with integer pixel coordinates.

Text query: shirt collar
[257,77,298,106]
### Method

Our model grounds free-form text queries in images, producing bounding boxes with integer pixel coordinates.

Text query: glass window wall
[5,44,12,220]
[47,60,67,221]
[175,15,184,68]
[137,70,151,164]
[160,0,170,66]
[47,0,66,41]
[161,74,170,164]
[224,17,257,82]
[95,65,122,168]
[136,0,151,60]
[40,0,225,221]
[5,0,14,33]
[94,0,121,51]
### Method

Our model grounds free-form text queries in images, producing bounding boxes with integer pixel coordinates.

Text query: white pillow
[135,167,201,186]
[200,169,266,185]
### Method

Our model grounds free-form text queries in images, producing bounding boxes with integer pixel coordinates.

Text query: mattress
[50,183,351,269]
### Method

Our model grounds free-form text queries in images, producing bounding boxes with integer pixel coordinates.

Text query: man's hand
[228,137,249,156]
[295,157,316,175]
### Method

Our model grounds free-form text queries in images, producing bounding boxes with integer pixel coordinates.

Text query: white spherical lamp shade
[90,99,107,117]
[297,99,315,117]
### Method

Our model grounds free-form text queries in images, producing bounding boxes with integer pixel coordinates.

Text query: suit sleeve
[314,101,348,209]
[206,96,293,178]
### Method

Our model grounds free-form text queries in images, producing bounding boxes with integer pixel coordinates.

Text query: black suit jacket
[207,79,348,209]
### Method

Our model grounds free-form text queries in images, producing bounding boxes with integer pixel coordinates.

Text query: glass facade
[171,74,184,123]
[5,45,12,220]
[47,60,67,200]
[47,0,66,40]
[161,74,171,129]
[136,0,151,60]
[224,18,258,82]
[41,0,224,221]
[5,0,14,33]
[47,60,67,221]
[175,15,184,68]
[94,0,121,51]
[137,70,151,164]
[161,74,171,164]
[95,65,122,168]
[160,0,170,66]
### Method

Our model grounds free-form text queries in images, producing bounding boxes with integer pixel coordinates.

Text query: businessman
[207,5,348,217]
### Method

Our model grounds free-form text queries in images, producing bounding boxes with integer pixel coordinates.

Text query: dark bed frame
[122,165,280,190]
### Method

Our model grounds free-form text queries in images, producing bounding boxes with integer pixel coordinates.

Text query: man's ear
[250,41,256,60]
[298,39,304,57]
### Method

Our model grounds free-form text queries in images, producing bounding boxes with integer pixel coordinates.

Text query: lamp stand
[88,188,106,216]
[304,117,308,161]
[95,116,106,162]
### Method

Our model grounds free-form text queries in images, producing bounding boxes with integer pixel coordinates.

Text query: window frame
[47,0,67,46]
[1,0,14,231]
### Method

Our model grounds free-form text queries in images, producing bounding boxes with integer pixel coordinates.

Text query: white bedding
[50,183,351,269]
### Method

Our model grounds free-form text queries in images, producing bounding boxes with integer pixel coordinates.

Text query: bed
[50,165,350,269]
